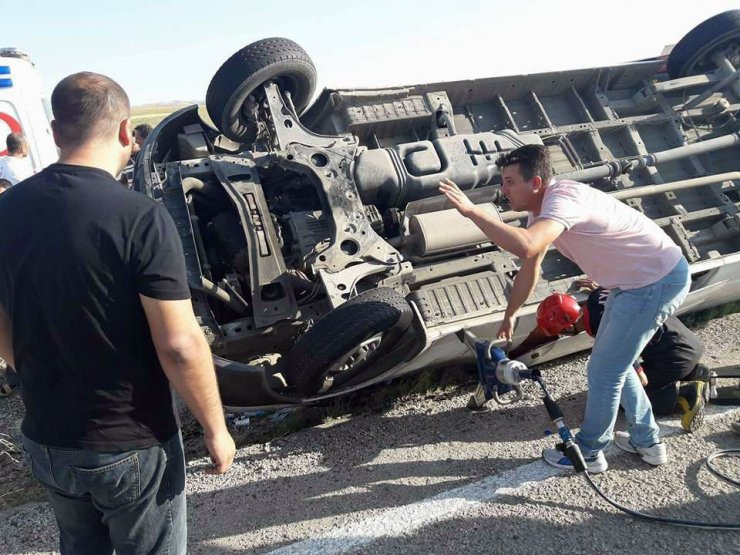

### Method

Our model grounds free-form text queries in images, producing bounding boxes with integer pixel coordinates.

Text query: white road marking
[267,405,739,555]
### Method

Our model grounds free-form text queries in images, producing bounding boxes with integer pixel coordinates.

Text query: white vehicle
[138,11,740,411]
[0,48,57,170]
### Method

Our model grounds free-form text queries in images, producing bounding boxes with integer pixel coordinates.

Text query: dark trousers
[21,432,186,555]
[644,363,706,415]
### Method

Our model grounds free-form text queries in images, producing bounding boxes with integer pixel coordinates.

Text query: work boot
[614,431,668,466]
[687,362,711,382]
[693,362,712,382]
[677,381,706,433]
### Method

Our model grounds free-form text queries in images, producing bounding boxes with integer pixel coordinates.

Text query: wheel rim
[232,75,304,141]
[318,334,383,393]
[683,38,740,76]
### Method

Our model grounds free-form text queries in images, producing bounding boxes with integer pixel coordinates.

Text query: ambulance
[0,48,57,171]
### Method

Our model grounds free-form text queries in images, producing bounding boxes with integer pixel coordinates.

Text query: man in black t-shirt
[0,72,234,555]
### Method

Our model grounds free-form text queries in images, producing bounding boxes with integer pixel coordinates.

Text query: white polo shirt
[0,155,34,185]
[529,180,682,290]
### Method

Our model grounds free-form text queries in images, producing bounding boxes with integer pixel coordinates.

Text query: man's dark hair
[5,132,27,155]
[51,72,130,148]
[133,123,153,140]
[496,144,552,184]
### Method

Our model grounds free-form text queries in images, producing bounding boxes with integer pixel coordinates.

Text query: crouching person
[0,72,235,554]
[533,288,709,433]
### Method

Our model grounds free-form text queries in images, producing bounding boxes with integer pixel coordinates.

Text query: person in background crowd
[0,179,18,396]
[0,133,34,185]
[119,122,152,187]
[0,364,19,397]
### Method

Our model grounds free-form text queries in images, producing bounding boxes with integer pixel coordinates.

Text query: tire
[667,10,740,79]
[205,37,317,142]
[282,288,413,396]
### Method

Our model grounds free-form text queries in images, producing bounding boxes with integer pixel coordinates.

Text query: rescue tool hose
[705,449,740,487]
[459,329,739,529]
[583,469,740,530]
[534,376,740,529]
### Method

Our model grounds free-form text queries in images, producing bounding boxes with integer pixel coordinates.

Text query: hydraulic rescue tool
[457,328,740,530]
[458,329,587,470]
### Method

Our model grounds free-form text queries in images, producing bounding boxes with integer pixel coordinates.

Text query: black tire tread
[667,10,740,79]
[282,288,411,395]
[206,37,316,139]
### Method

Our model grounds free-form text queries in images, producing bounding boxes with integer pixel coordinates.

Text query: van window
[42,97,53,123]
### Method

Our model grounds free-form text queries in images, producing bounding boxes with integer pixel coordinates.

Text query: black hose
[533,374,740,529]
[583,464,740,530]
[705,449,740,487]
[534,376,564,421]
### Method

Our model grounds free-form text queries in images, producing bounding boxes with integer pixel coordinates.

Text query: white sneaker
[613,431,668,466]
[542,448,608,474]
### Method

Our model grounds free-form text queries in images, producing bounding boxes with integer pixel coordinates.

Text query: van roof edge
[0,48,31,62]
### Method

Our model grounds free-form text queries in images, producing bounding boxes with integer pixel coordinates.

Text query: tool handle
[492,385,523,405]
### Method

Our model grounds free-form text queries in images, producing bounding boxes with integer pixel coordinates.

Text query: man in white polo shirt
[0,133,34,185]
[439,144,690,473]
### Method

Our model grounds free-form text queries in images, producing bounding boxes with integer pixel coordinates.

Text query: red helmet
[536,293,581,336]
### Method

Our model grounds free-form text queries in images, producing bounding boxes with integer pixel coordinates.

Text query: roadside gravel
[1,313,738,554]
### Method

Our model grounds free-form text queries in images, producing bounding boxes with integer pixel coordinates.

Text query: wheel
[281,288,413,396]
[667,10,740,79]
[205,37,317,142]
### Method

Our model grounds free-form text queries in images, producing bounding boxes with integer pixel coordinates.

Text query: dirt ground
[0,368,44,511]
[0,355,479,512]
[1,311,738,554]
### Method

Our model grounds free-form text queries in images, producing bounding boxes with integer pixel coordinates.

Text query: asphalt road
[2,313,739,554]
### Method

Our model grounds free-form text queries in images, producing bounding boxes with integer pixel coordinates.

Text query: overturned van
[135,11,740,412]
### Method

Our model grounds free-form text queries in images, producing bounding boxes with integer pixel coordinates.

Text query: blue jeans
[21,432,186,555]
[575,257,690,457]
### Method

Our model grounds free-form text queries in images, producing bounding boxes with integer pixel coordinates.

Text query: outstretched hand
[439,178,476,217]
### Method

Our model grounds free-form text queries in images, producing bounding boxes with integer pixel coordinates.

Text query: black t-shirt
[0,164,191,450]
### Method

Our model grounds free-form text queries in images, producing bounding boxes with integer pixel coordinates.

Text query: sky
[5,1,739,106]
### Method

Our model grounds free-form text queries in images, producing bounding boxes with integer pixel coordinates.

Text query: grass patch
[231,365,476,448]
[0,434,46,510]
[180,364,477,456]
[680,300,740,328]
[130,104,211,130]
